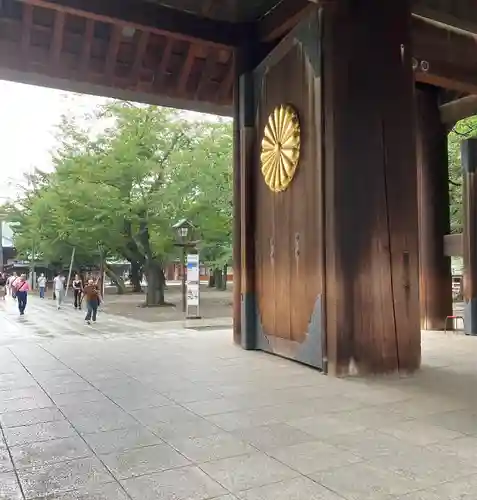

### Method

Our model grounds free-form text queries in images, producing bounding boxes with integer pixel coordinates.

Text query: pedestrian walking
[83,279,101,325]
[7,273,18,299]
[37,273,47,299]
[0,273,6,300]
[14,274,30,315]
[72,274,83,310]
[53,272,65,309]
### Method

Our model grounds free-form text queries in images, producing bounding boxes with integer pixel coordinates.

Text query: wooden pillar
[416,85,453,331]
[462,139,477,335]
[323,0,420,374]
[239,53,257,350]
[232,50,242,345]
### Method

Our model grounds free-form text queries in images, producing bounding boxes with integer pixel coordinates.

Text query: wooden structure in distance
[1,0,477,116]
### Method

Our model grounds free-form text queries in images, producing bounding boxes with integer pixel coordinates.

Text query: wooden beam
[104,25,121,81]
[130,30,149,86]
[177,44,197,95]
[50,11,65,67]
[195,48,219,99]
[259,0,315,42]
[79,18,94,76]
[412,3,477,37]
[18,0,243,48]
[153,38,174,91]
[217,55,234,103]
[440,95,477,124]
[414,60,477,96]
[21,2,33,56]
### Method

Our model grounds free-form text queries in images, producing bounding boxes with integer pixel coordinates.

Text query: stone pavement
[0,297,477,499]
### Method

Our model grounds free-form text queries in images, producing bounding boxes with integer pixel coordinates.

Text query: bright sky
[0,79,106,201]
[0,79,227,204]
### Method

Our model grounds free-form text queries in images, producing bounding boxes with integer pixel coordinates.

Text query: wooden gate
[252,11,325,369]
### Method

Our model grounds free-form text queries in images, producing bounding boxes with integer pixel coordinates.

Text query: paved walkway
[0,297,477,499]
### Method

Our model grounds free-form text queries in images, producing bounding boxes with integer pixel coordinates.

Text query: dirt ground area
[101,284,233,323]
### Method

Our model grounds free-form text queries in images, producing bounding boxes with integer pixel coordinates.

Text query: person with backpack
[14,274,30,315]
[82,278,102,325]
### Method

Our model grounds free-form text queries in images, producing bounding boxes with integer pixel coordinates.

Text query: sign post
[186,253,201,319]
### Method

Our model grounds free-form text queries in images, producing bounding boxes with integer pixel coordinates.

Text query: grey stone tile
[0,387,47,402]
[323,429,420,460]
[287,414,366,439]
[167,432,256,463]
[422,409,477,435]
[121,465,226,500]
[394,474,477,498]
[237,476,345,500]
[69,412,139,435]
[60,401,121,419]
[310,462,420,499]
[367,446,477,490]
[41,381,94,396]
[51,390,110,408]
[11,435,93,469]
[0,446,14,473]
[45,482,130,499]
[83,425,162,454]
[130,405,200,426]
[18,456,115,499]
[232,423,315,451]
[0,378,38,392]
[205,409,281,432]
[200,452,298,492]
[100,443,191,479]
[267,440,363,474]
[110,392,172,411]
[0,396,52,414]
[0,471,23,499]
[0,407,65,428]
[151,417,224,440]
[4,420,77,447]
[378,419,464,446]
[427,435,477,461]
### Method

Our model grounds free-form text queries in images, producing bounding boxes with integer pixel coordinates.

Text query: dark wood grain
[323,0,420,375]
[416,84,453,331]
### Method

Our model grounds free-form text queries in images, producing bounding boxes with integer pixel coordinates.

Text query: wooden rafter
[154,38,174,90]
[259,0,313,42]
[21,2,33,56]
[79,18,94,76]
[217,53,234,103]
[50,10,65,67]
[18,0,243,48]
[177,44,197,95]
[195,48,219,99]
[130,30,150,86]
[104,24,121,81]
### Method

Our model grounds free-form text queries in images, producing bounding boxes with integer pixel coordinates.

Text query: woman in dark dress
[72,274,83,310]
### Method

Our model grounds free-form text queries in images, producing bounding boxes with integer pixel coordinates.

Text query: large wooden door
[252,11,325,369]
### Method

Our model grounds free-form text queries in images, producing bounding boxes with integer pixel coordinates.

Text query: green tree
[448,116,477,233]
[9,102,233,305]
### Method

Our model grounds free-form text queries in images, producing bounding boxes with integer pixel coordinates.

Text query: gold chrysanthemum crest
[260,104,301,192]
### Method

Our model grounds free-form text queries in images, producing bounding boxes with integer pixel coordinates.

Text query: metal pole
[64,247,76,300]
[182,246,186,313]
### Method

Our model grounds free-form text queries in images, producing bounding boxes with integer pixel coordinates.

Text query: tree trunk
[105,264,126,295]
[145,259,166,306]
[214,268,223,290]
[130,260,142,293]
[208,269,216,288]
[220,264,228,290]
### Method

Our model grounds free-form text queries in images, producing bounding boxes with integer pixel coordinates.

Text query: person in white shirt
[53,272,66,309]
[37,273,47,299]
